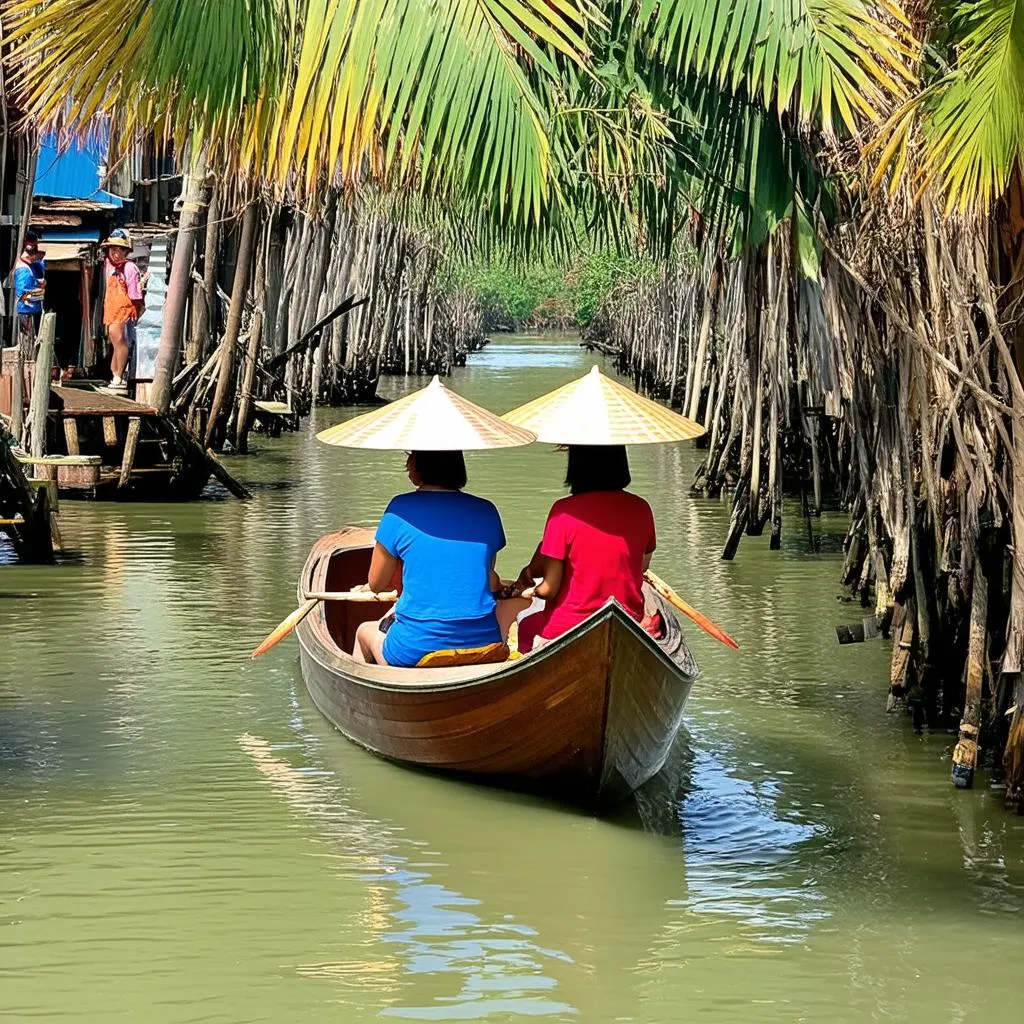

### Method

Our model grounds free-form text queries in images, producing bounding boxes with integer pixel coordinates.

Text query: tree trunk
[205,203,259,449]
[151,150,210,414]
[188,184,220,365]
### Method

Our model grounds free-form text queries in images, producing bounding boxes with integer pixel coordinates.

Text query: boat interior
[318,545,396,655]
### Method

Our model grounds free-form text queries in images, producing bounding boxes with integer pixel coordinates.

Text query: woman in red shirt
[515,444,656,653]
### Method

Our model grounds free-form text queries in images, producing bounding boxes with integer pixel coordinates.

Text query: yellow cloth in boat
[416,642,510,668]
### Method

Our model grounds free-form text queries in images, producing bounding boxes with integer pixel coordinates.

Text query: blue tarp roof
[33,128,125,206]
[37,228,102,242]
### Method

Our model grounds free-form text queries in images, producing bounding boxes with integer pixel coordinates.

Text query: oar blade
[645,571,739,650]
[682,607,740,650]
[251,599,319,659]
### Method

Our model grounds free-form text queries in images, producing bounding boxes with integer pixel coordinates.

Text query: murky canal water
[2,336,1023,1022]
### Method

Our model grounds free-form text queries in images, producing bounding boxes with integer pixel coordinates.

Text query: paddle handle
[304,588,398,602]
[251,598,319,659]
[645,571,739,650]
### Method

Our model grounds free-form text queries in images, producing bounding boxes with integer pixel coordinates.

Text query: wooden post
[102,416,118,446]
[151,150,210,414]
[952,562,989,788]
[234,309,264,455]
[62,417,80,455]
[26,312,55,459]
[10,342,24,444]
[119,416,141,489]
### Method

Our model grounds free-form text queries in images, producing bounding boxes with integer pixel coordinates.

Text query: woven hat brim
[317,377,536,450]
[502,366,706,445]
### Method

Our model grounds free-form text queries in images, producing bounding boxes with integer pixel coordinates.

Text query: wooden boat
[295,528,699,809]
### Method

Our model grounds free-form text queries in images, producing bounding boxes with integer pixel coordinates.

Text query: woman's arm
[367,542,400,593]
[532,554,563,600]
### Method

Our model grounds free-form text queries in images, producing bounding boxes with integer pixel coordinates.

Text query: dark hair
[24,230,40,244]
[411,450,467,490]
[565,445,631,494]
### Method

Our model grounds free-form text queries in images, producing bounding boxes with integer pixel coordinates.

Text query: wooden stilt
[888,599,915,711]
[102,416,118,446]
[119,416,141,489]
[63,417,80,455]
[952,563,989,788]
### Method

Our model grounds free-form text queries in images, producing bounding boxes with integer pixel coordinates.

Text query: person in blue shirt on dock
[352,450,524,666]
[13,231,46,346]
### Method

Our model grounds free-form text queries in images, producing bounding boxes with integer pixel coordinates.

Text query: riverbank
[2,334,1022,1022]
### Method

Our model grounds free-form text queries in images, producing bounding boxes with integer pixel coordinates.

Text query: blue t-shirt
[15,260,44,314]
[375,490,506,666]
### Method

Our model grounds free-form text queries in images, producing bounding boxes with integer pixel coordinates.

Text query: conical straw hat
[317,375,536,450]
[502,365,706,445]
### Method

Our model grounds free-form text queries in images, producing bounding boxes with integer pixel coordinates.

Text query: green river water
[2,335,1023,1023]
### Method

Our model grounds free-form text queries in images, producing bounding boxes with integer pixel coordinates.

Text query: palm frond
[638,0,916,137]
[919,0,1024,212]
[3,0,600,226]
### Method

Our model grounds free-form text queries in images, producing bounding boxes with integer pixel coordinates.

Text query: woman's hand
[352,582,371,593]
[495,568,537,600]
[515,566,537,594]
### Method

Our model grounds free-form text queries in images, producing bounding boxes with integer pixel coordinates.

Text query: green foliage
[567,251,658,323]
[448,262,570,326]
[445,249,664,326]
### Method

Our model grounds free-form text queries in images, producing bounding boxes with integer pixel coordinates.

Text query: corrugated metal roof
[33,129,127,206]
[34,198,120,212]
[39,242,92,265]
[135,236,169,379]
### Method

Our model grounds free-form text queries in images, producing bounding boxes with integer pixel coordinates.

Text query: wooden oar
[304,589,398,603]
[251,588,399,659]
[251,599,320,658]
[644,570,739,650]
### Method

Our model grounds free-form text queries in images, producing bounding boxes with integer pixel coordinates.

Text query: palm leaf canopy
[874,0,1024,212]
[638,0,916,137]
[4,0,599,224]
[602,0,913,258]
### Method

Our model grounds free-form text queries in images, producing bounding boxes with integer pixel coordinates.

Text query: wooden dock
[12,383,250,501]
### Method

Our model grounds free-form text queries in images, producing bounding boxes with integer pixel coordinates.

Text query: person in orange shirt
[102,232,145,393]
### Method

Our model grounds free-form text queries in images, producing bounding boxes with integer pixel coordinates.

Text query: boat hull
[295,529,698,808]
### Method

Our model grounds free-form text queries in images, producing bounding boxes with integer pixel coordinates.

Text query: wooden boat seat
[416,642,511,669]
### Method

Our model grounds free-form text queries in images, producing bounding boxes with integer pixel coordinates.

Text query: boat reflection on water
[239,682,698,1022]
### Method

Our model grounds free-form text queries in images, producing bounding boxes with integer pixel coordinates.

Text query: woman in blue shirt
[14,241,46,342]
[353,450,521,666]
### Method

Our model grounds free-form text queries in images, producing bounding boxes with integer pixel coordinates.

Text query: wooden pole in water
[952,561,989,787]
[26,312,55,459]
[234,309,264,455]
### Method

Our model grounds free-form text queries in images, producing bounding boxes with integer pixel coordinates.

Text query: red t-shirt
[537,490,656,639]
